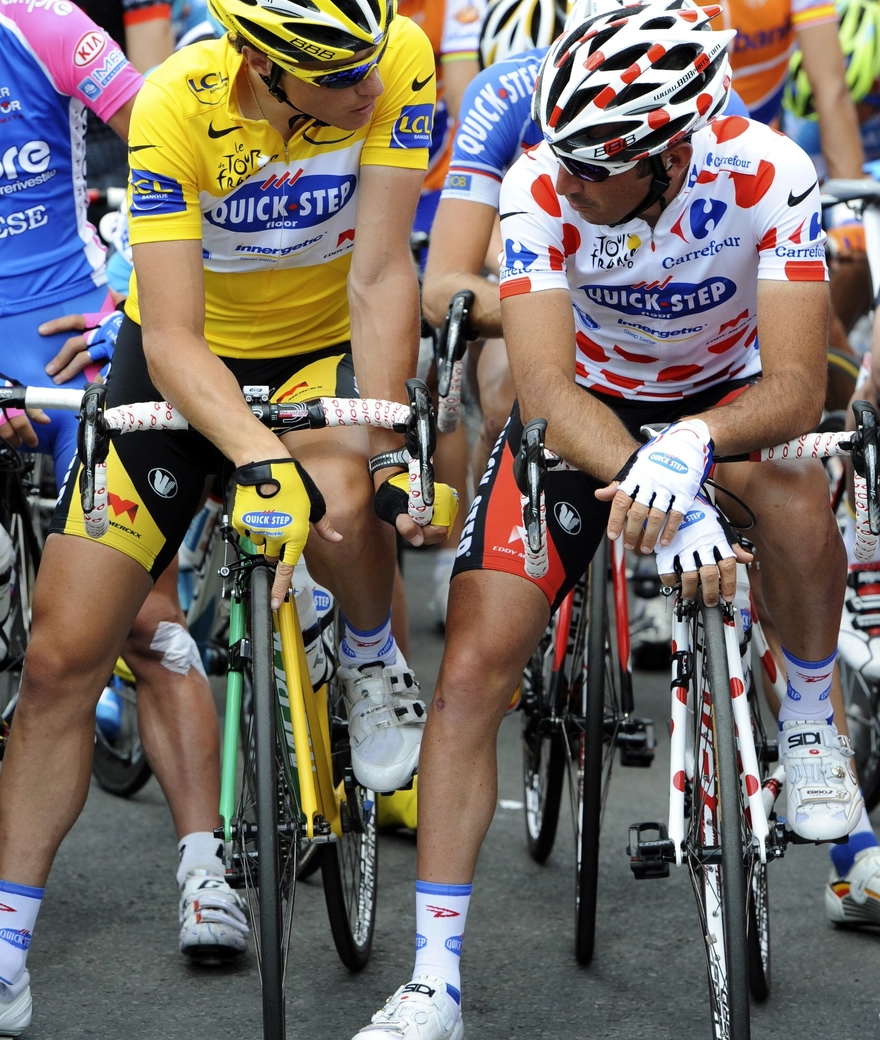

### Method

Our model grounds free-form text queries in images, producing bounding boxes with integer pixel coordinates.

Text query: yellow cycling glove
[374,473,460,534]
[232,458,325,563]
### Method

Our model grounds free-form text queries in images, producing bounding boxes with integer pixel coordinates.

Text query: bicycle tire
[522,626,566,863]
[320,612,378,971]
[747,862,771,1001]
[839,658,880,812]
[250,563,296,1040]
[575,539,619,966]
[91,675,152,797]
[0,498,38,752]
[826,347,859,413]
[693,602,750,1040]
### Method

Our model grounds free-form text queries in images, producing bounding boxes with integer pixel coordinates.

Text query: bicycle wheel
[91,672,152,796]
[0,495,38,750]
[744,671,772,1002]
[839,658,880,812]
[687,602,750,1040]
[238,564,301,1040]
[826,347,859,413]
[321,616,378,972]
[521,622,567,863]
[575,538,620,965]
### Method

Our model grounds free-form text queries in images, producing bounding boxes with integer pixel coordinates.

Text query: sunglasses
[286,36,388,89]
[552,149,614,182]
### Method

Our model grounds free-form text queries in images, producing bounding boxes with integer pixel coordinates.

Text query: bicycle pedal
[618,718,657,767]
[627,822,673,879]
[758,739,779,764]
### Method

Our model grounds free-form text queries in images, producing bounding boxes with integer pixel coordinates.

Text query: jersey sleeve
[749,130,827,282]
[127,78,203,245]
[791,0,838,32]
[18,3,142,122]
[360,17,436,169]
[440,0,486,60]
[442,54,543,208]
[123,0,172,27]
[498,149,574,299]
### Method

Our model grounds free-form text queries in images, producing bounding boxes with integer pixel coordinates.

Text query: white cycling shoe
[826,847,880,926]
[839,564,880,679]
[0,971,31,1037]
[351,976,464,1040]
[780,720,863,841]
[179,870,249,964]
[339,658,426,792]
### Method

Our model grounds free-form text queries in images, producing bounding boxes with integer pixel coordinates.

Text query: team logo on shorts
[149,468,178,498]
[554,501,581,535]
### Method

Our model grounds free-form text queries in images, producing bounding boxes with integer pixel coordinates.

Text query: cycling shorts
[0,284,108,476]
[453,379,753,612]
[50,315,356,580]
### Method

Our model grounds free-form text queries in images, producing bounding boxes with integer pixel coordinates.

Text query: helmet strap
[261,65,326,130]
[609,155,672,227]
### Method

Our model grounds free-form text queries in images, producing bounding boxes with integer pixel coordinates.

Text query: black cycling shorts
[452,379,754,612]
[50,316,356,579]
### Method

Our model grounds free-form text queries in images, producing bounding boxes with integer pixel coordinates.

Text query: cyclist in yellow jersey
[0,0,458,1028]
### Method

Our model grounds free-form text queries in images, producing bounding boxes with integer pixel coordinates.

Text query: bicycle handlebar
[4,380,439,537]
[436,290,475,433]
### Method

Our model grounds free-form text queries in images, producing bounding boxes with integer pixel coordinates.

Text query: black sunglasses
[553,149,613,182]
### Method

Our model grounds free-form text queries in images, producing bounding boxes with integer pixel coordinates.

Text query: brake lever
[404,378,436,509]
[77,382,109,513]
[515,418,548,555]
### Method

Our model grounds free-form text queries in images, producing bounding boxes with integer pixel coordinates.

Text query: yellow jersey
[125,16,435,358]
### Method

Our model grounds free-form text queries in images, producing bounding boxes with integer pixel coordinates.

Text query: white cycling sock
[0,881,43,988]
[777,648,835,725]
[176,831,225,887]
[413,880,471,1012]
[830,803,878,876]
[340,613,397,668]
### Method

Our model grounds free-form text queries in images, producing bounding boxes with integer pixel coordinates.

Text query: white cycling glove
[654,494,735,580]
[616,418,713,517]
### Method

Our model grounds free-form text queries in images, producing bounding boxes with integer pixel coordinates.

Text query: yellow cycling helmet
[784,0,880,119]
[207,0,395,71]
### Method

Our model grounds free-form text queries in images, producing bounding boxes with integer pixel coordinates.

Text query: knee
[126,585,187,657]
[433,640,514,725]
[755,469,841,561]
[18,631,105,720]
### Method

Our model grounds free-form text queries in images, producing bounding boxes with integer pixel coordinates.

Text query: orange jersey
[700,0,837,122]
[399,0,486,190]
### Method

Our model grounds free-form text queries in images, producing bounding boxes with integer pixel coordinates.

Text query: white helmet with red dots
[533,0,735,175]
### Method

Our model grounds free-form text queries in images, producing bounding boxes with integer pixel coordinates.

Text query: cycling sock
[777,648,835,725]
[0,880,43,988]
[176,832,225,887]
[830,803,879,876]
[413,880,470,1012]
[340,613,397,668]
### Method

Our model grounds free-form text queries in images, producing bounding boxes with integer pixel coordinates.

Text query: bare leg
[473,338,514,481]
[416,570,549,883]
[126,557,221,838]
[0,535,153,885]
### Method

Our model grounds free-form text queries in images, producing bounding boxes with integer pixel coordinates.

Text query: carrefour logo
[130,169,186,215]
[391,104,433,149]
[242,511,292,530]
[205,173,356,232]
[578,278,736,318]
[648,451,688,474]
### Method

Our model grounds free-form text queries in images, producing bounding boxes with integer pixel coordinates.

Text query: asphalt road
[25,549,880,1040]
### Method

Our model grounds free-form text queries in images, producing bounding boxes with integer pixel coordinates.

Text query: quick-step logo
[205,171,356,232]
[578,277,736,318]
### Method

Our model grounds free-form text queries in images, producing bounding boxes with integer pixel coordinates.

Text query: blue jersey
[0,0,142,317]
[441,48,545,210]
[441,47,750,210]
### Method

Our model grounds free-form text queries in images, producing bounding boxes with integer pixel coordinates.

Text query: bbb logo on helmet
[205,174,356,231]
[242,511,293,529]
[578,277,736,318]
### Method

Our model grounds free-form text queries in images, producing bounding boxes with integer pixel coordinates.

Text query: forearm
[816,84,866,180]
[422,269,502,335]
[519,369,639,483]
[143,329,280,466]
[348,260,420,462]
[687,370,825,457]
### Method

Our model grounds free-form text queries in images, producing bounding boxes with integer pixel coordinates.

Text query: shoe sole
[181,943,246,966]
[826,884,880,927]
[0,986,31,1036]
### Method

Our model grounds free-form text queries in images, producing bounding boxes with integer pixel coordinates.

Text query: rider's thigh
[280,424,374,526]
[477,337,514,425]
[125,556,187,653]
[436,568,550,719]
[23,533,153,710]
[714,457,837,557]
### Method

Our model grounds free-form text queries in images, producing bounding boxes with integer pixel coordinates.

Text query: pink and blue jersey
[0,0,142,318]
